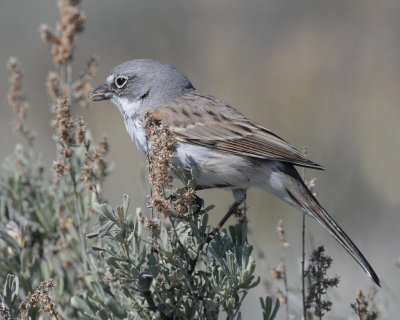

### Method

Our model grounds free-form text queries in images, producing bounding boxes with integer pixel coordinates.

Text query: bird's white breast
[111,97,147,153]
[126,118,147,154]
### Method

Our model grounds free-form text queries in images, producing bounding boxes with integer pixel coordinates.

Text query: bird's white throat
[110,96,147,153]
[111,96,142,118]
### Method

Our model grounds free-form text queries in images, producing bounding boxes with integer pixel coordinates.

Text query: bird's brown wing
[153,90,324,170]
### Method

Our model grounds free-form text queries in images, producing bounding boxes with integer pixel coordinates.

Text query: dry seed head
[58,0,85,33]
[97,135,109,155]
[303,146,309,158]
[60,147,74,158]
[40,24,61,45]
[75,116,86,144]
[24,279,56,316]
[357,289,367,306]
[367,287,377,300]
[20,309,29,320]
[92,135,109,178]
[276,287,287,304]
[57,212,70,235]
[94,157,107,179]
[56,126,70,142]
[174,188,196,216]
[53,97,72,131]
[0,303,13,320]
[271,265,283,280]
[12,121,24,133]
[46,71,62,102]
[306,246,339,317]
[79,135,109,194]
[143,111,177,216]
[151,195,173,216]
[53,159,69,178]
[41,0,85,65]
[174,203,186,216]
[276,219,289,248]
[81,163,93,184]
[53,96,82,148]
[350,289,378,320]
[143,218,160,232]
[306,177,317,197]
[7,56,35,142]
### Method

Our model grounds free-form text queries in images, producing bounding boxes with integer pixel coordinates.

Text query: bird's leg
[215,200,244,232]
[202,189,247,247]
[201,200,244,248]
[206,199,244,239]
[190,200,244,275]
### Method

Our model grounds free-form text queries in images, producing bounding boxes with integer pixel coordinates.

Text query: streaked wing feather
[155,91,324,169]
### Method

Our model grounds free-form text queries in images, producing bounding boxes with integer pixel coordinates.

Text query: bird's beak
[89,84,112,101]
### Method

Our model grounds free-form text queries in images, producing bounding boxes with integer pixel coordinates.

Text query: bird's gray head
[90,59,194,116]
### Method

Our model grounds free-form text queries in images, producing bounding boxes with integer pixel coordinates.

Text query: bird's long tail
[277,165,380,287]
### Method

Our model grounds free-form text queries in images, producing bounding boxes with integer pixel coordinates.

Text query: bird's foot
[198,229,217,253]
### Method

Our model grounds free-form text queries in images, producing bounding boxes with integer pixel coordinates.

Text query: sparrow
[90,59,380,286]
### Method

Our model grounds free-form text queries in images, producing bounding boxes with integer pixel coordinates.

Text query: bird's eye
[115,76,128,89]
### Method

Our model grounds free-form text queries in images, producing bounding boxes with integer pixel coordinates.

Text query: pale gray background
[1,1,399,318]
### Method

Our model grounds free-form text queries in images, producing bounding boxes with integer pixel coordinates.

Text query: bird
[90,59,380,286]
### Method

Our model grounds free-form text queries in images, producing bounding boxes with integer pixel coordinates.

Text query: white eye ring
[115,76,128,89]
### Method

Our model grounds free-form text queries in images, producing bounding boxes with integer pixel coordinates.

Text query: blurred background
[1,0,399,318]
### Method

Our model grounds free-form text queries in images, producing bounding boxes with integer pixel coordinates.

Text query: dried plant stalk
[305,246,340,319]
[7,57,35,146]
[143,111,176,216]
[350,289,378,320]
[40,0,85,66]
[22,279,58,320]
[272,219,290,319]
